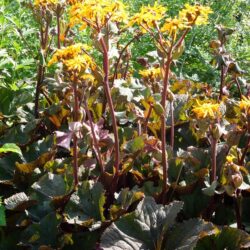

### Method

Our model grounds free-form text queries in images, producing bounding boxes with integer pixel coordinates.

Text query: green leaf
[0,122,36,145]
[32,173,67,198]
[0,143,22,156]
[21,212,61,248]
[195,227,250,250]
[153,102,164,116]
[140,181,162,196]
[111,188,144,219]
[180,186,210,218]
[165,218,214,250]
[100,197,183,250]
[64,181,106,225]
[172,41,185,60]
[63,231,101,250]
[125,136,145,153]
[166,94,189,126]
[0,204,6,226]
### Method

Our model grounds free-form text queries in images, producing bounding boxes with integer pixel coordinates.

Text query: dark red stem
[170,101,174,149]
[143,103,153,134]
[100,38,120,175]
[84,98,104,173]
[34,18,49,118]
[219,65,225,101]
[112,34,141,85]
[161,49,172,193]
[56,7,61,49]
[211,137,217,183]
[34,64,44,118]
[239,119,250,165]
[235,77,243,99]
[234,192,242,229]
[72,83,79,188]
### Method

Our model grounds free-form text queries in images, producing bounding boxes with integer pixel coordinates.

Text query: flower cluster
[161,18,189,40]
[34,0,58,8]
[239,96,250,113]
[67,0,83,5]
[129,3,212,40]
[69,0,128,30]
[128,3,166,31]
[226,155,236,164]
[179,4,213,26]
[139,67,162,80]
[48,44,95,74]
[192,100,221,119]
[49,44,84,65]
[171,80,205,94]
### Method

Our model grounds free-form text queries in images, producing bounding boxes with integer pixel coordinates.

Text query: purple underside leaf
[55,122,84,150]
[69,121,83,132]
[55,131,73,150]
[95,118,110,140]
[85,118,110,141]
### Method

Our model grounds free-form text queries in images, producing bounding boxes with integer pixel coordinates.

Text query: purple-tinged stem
[100,37,120,176]
[84,98,104,173]
[72,83,79,188]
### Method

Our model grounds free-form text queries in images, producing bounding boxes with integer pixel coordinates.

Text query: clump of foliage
[0,0,250,249]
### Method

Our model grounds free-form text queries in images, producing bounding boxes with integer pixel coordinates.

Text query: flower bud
[231,173,243,188]
[167,89,175,102]
[211,123,224,140]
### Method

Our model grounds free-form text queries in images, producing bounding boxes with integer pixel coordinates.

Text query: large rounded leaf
[100,197,183,250]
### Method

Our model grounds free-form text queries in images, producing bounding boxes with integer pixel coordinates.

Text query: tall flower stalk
[210,134,218,183]
[99,37,120,175]
[72,82,79,188]
[33,9,50,118]
[192,100,221,183]
[68,0,128,177]
[48,44,95,188]
[160,49,173,191]
[129,3,213,194]
[33,0,62,118]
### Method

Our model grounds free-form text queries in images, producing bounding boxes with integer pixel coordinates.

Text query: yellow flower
[179,4,213,26]
[128,2,166,31]
[67,0,82,5]
[34,0,58,8]
[239,96,250,111]
[48,44,95,74]
[171,81,205,94]
[226,155,236,164]
[139,67,162,79]
[192,99,221,119]
[48,43,86,66]
[64,55,94,72]
[171,80,190,94]
[80,73,95,83]
[161,18,189,40]
[59,34,65,42]
[69,0,128,30]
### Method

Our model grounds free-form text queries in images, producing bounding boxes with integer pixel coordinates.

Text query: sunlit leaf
[16,151,55,174]
[195,227,250,250]
[4,192,36,211]
[125,136,145,153]
[0,143,22,156]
